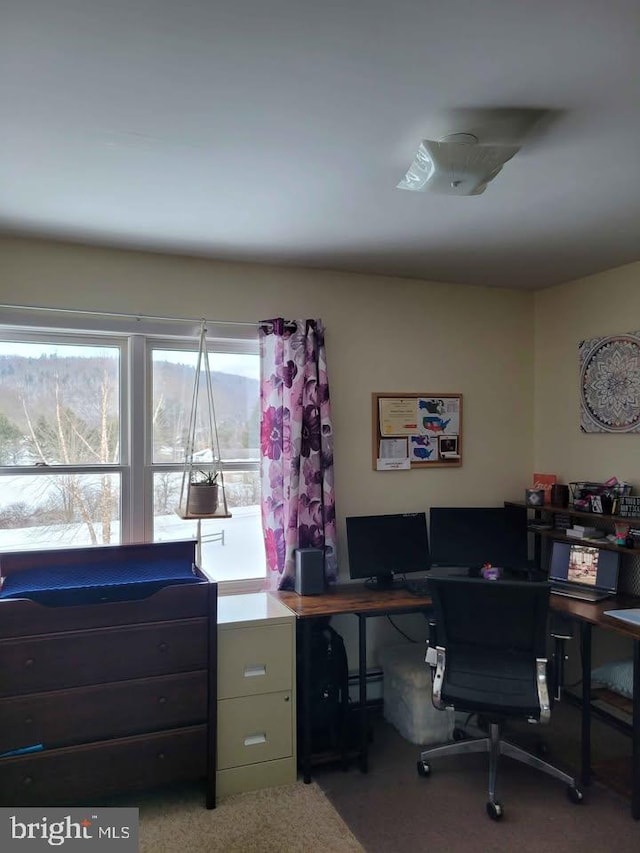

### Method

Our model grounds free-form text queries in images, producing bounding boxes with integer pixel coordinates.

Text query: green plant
[192,469,219,486]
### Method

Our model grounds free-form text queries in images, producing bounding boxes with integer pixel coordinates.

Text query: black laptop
[548,540,620,602]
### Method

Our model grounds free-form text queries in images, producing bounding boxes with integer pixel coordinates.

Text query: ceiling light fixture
[397,133,520,196]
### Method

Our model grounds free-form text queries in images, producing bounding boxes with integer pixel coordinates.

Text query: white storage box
[379,642,454,745]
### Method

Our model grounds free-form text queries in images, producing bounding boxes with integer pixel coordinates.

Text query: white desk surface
[218,591,295,628]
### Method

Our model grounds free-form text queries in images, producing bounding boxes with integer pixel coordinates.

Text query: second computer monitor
[429,505,528,572]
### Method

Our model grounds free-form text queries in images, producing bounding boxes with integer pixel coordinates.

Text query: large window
[0,325,264,586]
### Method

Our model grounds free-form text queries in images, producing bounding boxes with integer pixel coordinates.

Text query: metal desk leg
[359,614,368,773]
[302,618,312,784]
[632,639,640,820]
[580,621,592,787]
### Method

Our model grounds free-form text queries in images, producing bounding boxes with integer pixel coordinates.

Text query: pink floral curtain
[259,318,337,590]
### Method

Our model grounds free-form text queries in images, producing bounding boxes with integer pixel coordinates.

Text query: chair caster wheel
[486,801,503,821]
[417,760,431,778]
[567,785,584,804]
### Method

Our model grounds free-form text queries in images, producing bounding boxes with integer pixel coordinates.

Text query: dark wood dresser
[0,541,217,808]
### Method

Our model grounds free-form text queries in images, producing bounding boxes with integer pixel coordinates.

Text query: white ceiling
[2,1,639,290]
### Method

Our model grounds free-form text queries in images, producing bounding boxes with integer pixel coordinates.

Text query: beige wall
[533,260,640,486]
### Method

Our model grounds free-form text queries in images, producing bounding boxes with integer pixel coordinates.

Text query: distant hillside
[0,355,259,462]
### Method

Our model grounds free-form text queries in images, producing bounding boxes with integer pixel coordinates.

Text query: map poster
[417,397,460,436]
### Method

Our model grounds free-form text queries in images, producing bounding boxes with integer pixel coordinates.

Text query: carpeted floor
[99,699,635,852]
[315,702,638,852]
[135,780,364,853]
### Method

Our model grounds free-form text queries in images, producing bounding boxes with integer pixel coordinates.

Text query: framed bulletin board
[372,392,463,470]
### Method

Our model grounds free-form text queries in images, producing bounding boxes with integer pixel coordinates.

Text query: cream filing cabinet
[216,592,297,799]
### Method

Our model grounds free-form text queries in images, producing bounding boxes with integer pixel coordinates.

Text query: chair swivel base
[417,722,584,820]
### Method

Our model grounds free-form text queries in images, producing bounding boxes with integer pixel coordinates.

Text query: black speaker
[294,548,326,595]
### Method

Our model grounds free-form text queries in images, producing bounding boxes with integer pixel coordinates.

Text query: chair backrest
[428,577,551,720]
[429,576,550,656]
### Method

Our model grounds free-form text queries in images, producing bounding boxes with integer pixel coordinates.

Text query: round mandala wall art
[579,332,640,433]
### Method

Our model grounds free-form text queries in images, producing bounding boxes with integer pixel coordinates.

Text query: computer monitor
[346,512,430,589]
[429,506,529,573]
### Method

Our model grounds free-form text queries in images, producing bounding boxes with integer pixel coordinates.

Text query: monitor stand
[364,573,400,591]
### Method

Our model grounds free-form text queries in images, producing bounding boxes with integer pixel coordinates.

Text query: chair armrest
[425,620,438,667]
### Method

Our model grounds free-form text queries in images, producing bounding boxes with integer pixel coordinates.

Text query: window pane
[0,473,121,551]
[0,341,120,466]
[153,470,264,582]
[151,349,259,464]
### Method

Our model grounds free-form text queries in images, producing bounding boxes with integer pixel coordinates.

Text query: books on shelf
[565,527,604,540]
[529,521,553,531]
[571,524,600,535]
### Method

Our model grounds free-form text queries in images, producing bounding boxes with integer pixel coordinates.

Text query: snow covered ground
[0,505,266,583]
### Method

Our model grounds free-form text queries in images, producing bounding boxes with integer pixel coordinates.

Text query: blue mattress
[0,556,201,606]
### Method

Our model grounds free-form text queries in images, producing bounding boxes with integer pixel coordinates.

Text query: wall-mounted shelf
[506,500,640,570]
[506,500,640,528]
[530,527,639,555]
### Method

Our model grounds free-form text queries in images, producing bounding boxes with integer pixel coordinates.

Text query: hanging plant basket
[175,321,232,521]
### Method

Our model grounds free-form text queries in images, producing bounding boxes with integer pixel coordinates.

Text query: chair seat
[442,648,541,718]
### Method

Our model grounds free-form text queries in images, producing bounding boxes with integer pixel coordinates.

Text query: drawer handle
[24,659,35,669]
[243,664,266,678]
[243,733,267,747]
[24,717,34,725]
[157,696,168,705]
[157,752,166,760]
[158,642,169,653]
[23,776,33,787]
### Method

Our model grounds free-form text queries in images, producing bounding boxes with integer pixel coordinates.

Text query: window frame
[0,318,264,591]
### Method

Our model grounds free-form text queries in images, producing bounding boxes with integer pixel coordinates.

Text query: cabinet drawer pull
[157,752,166,760]
[24,717,34,725]
[23,776,33,787]
[243,733,267,747]
[157,696,168,705]
[24,659,35,669]
[157,642,169,653]
[243,664,266,678]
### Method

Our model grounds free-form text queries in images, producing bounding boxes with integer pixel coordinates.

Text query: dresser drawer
[0,619,208,696]
[0,581,211,639]
[0,671,208,754]
[218,623,292,699]
[0,725,207,806]
[217,691,293,769]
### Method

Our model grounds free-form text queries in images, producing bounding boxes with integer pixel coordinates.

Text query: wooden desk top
[273,583,431,618]
[274,583,640,640]
[551,592,640,640]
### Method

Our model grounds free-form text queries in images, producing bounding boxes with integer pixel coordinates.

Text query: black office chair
[417,576,583,820]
